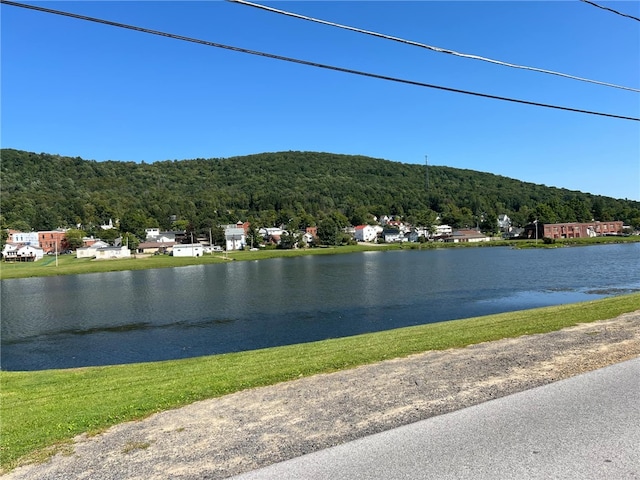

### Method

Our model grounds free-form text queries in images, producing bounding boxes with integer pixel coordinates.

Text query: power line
[579,0,640,22]
[2,0,638,122]
[229,0,640,94]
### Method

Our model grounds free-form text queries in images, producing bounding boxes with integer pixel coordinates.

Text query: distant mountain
[1,149,639,235]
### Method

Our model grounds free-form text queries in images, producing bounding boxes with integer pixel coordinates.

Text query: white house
[145,228,177,243]
[225,227,246,251]
[76,241,110,258]
[2,243,45,261]
[100,219,117,230]
[2,243,19,260]
[258,227,284,238]
[498,214,511,230]
[145,228,161,238]
[413,226,431,239]
[300,231,315,246]
[433,225,453,237]
[354,225,378,242]
[94,246,131,259]
[19,245,44,261]
[172,243,204,257]
[383,229,406,243]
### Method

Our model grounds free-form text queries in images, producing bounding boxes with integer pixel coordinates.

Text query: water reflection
[2,243,639,370]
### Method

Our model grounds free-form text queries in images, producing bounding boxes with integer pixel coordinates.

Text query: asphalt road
[231,357,640,480]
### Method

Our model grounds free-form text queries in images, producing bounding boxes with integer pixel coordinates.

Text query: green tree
[210,225,225,247]
[350,206,373,226]
[409,209,438,232]
[2,148,639,237]
[480,215,499,236]
[7,220,31,232]
[120,232,139,252]
[317,217,339,246]
[63,229,85,250]
[535,203,558,224]
[120,210,148,239]
[100,228,120,244]
[172,219,190,232]
[278,231,297,249]
[0,215,8,250]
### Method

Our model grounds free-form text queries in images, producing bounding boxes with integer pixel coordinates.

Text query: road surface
[231,358,640,480]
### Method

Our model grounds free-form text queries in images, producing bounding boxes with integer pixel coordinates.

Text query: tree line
[2,148,639,242]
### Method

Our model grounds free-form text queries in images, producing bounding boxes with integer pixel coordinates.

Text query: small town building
[144,228,179,243]
[100,219,117,230]
[383,228,406,243]
[8,231,40,246]
[354,225,378,242]
[2,243,18,260]
[94,246,131,260]
[497,214,512,231]
[523,221,624,239]
[443,229,490,243]
[433,225,453,237]
[18,245,45,261]
[2,243,44,262]
[38,230,67,253]
[3,244,45,262]
[172,243,204,257]
[137,241,175,255]
[76,241,110,258]
[225,227,246,251]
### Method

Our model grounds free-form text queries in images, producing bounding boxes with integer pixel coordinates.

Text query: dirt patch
[5,311,639,480]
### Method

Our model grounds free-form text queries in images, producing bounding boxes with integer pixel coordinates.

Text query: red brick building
[524,221,623,240]
[38,230,67,253]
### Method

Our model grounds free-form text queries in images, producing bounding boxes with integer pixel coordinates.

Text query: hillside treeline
[2,149,639,238]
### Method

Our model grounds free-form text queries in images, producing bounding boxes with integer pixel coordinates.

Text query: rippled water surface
[2,243,639,370]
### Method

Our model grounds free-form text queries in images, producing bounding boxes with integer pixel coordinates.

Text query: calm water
[2,244,639,371]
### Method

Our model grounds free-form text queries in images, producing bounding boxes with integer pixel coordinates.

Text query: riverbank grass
[2,293,639,472]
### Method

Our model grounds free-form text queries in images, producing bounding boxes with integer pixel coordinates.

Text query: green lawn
[1,292,639,472]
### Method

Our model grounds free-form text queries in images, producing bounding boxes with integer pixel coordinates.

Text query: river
[2,243,639,371]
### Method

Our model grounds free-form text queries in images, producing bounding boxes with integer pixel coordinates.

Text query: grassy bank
[2,293,639,472]
[2,236,638,280]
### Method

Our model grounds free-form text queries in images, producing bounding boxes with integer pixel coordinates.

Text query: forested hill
[2,148,639,235]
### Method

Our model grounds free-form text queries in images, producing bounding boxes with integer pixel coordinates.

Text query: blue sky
[2,1,639,200]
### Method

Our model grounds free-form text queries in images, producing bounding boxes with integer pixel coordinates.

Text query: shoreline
[2,237,638,280]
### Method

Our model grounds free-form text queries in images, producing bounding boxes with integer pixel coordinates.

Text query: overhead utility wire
[229,0,640,93]
[579,0,640,22]
[2,0,638,122]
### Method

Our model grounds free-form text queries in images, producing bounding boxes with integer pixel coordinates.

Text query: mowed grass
[2,293,639,472]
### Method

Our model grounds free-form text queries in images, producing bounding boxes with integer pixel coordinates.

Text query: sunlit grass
[1,293,638,472]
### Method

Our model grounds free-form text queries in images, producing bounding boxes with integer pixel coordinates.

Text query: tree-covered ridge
[1,148,639,237]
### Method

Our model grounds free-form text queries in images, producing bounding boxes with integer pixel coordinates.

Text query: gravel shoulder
[5,311,640,480]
